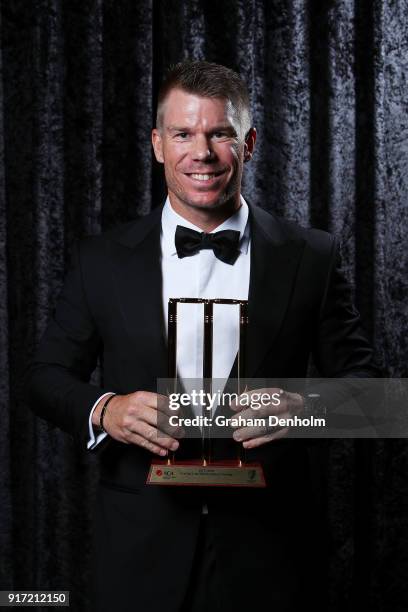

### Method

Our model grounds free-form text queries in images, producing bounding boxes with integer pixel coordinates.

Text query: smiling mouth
[185,171,225,182]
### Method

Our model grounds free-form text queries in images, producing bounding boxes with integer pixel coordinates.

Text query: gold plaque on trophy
[147,459,266,487]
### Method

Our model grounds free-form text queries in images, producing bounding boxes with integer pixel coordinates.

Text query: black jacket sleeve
[312,237,380,378]
[25,241,111,449]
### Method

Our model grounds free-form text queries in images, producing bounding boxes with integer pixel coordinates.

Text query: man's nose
[191,135,214,161]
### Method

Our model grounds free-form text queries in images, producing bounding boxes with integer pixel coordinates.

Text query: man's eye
[176,132,189,139]
[213,132,227,138]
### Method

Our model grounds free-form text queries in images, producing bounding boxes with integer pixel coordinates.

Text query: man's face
[152,88,255,212]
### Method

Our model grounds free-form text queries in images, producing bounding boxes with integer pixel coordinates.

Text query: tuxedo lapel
[244,204,306,379]
[107,205,168,380]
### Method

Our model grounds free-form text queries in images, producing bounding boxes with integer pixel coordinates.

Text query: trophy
[147,298,266,487]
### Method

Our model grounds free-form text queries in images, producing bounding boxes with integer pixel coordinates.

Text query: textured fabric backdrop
[1,1,408,610]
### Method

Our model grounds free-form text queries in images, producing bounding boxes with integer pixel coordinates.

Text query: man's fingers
[126,421,180,452]
[242,427,290,449]
[230,388,285,413]
[132,391,170,412]
[229,403,286,424]
[232,407,292,440]
[125,431,171,457]
[232,412,291,444]
[133,404,184,439]
[233,424,267,441]
[156,393,179,417]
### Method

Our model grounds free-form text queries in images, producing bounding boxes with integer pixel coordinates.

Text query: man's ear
[243,127,256,162]
[152,128,164,163]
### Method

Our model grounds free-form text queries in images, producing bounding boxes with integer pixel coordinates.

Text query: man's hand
[230,388,304,449]
[92,391,184,456]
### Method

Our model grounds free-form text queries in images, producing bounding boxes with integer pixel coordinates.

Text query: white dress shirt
[87,195,251,449]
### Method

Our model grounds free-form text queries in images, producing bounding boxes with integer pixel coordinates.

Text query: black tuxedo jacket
[27,203,378,612]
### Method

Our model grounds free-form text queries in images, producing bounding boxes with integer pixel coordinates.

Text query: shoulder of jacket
[75,207,162,257]
[251,204,337,256]
[76,220,138,250]
[284,219,336,254]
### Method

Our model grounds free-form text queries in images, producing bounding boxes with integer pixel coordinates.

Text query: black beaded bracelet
[99,394,117,433]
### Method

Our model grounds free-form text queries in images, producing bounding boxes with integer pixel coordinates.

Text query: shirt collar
[161,195,250,257]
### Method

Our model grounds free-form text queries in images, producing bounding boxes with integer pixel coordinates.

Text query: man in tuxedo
[27,61,378,612]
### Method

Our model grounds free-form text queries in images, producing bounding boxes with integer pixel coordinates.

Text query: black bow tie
[175,225,241,265]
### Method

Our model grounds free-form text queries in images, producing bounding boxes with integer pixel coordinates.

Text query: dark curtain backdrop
[1,0,408,610]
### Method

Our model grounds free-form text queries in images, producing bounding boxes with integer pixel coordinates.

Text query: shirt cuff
[87,392,115,450]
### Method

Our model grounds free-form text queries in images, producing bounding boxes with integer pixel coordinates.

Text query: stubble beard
[165,169,242,213]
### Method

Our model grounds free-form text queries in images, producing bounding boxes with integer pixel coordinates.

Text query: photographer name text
[168,414,326,428]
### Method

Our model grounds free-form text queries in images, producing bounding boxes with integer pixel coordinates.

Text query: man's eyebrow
[167,126,190,132]
[166,125,237,133]
[211,125,237,133]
